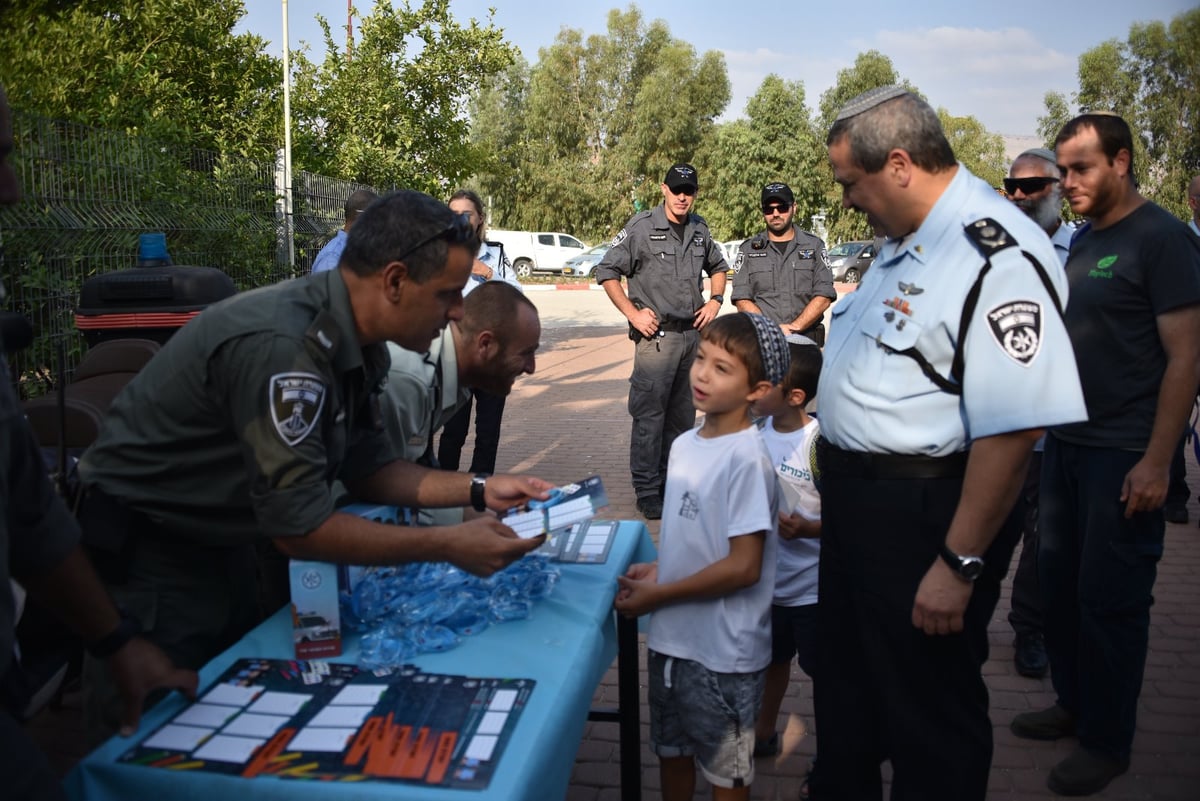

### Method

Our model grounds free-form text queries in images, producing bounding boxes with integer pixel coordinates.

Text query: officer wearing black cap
[594,162,728,519]
[732,183,836,345]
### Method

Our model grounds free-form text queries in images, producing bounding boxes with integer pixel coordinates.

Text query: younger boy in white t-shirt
[751,337,823,796]
[614,312,790,801]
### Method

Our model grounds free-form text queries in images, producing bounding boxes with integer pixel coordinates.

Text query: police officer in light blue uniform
[813,86,1087,801]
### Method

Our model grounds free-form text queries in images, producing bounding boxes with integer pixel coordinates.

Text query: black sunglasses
[1003,176,1059,195]
[395,213,475,263]
[762,203,792,215]
[667,185,697,197]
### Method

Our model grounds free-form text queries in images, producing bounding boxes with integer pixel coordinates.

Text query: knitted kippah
[742,312,791,386]
[835,85,909,122]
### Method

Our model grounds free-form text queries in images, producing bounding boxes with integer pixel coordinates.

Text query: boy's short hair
[784,342,822,399]
[700,314,766,385]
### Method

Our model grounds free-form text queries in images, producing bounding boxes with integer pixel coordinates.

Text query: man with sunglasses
[1002,147,1074,683]
[595,163,728,520]
[76,191,552,742]
[732,183,835,345]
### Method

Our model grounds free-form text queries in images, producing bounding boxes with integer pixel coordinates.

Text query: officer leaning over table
[732,182,836,345]
[75,190,551,745]
[812,86,1087,801]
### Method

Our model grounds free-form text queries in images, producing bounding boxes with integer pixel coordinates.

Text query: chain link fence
[0,110,377,398]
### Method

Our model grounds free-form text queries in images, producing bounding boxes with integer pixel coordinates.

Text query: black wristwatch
[939,545,985,583]
[470,473,489,512]
[709,294,724,305]
[87,607,143,659]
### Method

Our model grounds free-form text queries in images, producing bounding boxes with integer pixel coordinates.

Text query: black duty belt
[816,437,968,480]
[657,318,693,333]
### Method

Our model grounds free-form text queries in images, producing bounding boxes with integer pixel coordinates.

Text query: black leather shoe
[1014,632,1049,678]
[1011,704,1076,740]
[1047,746,1129,796]
[1164,503,1188,524]
[636,496,663,520]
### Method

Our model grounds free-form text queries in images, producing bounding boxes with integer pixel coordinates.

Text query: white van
[488,230,587,279]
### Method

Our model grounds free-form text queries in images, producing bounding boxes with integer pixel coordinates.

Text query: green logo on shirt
[1088,254,1118,278]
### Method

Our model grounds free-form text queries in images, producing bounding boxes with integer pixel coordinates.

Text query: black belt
[656,318,693,334]
[816,437,968,480]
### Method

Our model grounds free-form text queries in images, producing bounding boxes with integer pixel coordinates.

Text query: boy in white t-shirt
[751,337,823,795]
[614,312,790,800]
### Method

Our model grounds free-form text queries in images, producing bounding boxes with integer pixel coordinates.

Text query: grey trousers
[627,330,697,498]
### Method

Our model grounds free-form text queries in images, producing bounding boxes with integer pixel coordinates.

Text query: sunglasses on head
[1003,176,1059,195]
[395,213,475,263]
[762,203,792,215]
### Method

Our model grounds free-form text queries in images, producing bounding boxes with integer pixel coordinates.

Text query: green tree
[938,109,1006,188]
[697,75,824,241]
[468,57,532,228]
[0,0,281,157]
[289,0,517,193]
[1036,91,1071,147]
[1039,9,1199,218]
[510,5,730,242]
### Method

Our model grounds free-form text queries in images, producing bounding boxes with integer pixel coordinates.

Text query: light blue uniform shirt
[462,242,523,296]
[311,229,348,274]
[820,166,1087,455]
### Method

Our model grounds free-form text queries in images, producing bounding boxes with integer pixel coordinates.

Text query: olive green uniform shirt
[79,270,398,544]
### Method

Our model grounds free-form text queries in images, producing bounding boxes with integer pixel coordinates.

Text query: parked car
[721,240,745,263]
[488,230,587,278]
[561,243,610,278]
[827,240,878,283]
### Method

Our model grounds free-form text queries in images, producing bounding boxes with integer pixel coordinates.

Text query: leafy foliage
[471,6,729,242]
[0,0,282,158]
[1038,8,1199,218]
[288,0,517,194]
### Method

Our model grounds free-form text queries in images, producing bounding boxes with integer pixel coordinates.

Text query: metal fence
[0,110,377,398]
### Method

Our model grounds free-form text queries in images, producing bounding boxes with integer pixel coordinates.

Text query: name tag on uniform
[649,234,667,241]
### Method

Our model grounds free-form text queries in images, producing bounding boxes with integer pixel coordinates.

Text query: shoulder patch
[610,228,628,247]
[269,372,327,446]
[985,300,1042,366]
[733,252,745,273]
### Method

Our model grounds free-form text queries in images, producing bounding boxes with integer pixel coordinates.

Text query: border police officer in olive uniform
[732,183,836,345]
[815,87,1087,801]
[595,163,728,520]
[77,191,552,742]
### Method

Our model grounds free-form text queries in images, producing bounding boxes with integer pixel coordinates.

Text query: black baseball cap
[663,163,699,192]
[761,183,794,207]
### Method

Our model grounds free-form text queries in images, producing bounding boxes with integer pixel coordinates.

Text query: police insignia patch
[734,252,745,273]
[269,372,326,446]
[986,300,1042,365]
[611,229,628,247]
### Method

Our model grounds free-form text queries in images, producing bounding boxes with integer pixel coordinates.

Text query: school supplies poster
[119,658,534,790]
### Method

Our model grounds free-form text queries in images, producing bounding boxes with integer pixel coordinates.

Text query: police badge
[269,372,327,445]
[986,300,1042,366]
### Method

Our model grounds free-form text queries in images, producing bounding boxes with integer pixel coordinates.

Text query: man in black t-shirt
[1011,113,1200,796]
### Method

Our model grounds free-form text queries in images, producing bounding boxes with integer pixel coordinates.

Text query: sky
[237,0,1194,137]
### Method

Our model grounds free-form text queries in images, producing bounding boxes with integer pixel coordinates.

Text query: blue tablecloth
[65,521,656,801]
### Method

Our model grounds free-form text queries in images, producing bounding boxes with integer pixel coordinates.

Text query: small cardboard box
[288,560,342,659]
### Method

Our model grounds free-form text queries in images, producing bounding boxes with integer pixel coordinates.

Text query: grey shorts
[647,650,765,789]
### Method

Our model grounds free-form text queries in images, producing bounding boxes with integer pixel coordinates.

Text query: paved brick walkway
[26,324,1200,799]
